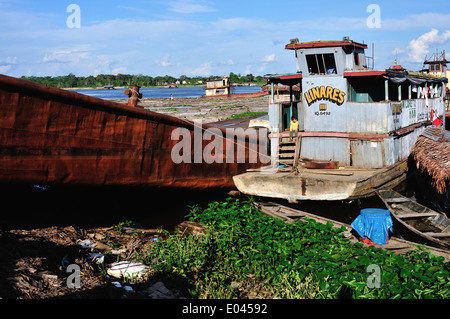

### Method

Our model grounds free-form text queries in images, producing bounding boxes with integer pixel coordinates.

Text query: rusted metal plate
[421,126,450,142]
[302,159,339,169]
[0,74,267,189]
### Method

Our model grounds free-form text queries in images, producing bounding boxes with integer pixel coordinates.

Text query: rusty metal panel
[300,137,350,165]
[421,126,450,141]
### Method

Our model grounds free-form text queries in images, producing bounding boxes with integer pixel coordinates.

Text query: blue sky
[1,0,450,78]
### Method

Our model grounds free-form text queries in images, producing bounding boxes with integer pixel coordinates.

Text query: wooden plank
[395,212,439,219]
[276,207,308,217]
[385,198,410,203]
[422,232,450,238]
[293,136,301,168]
[391,202,433,216]
[297,169,354,176]
[258,205,296,223]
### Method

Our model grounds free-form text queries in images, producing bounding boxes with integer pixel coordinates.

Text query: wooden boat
[0,74,267,189]
[377,189,450,250]
[233,37,447,202]
[255,201,450,261]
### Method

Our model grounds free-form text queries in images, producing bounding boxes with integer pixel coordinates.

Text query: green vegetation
[20,72,266,89]
[136,198,450,299]
[227,112,267,120]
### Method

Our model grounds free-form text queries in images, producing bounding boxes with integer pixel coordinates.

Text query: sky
[1,0,450,78]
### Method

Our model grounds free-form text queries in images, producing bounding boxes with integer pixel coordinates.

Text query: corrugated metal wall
[301,137,350,165]
[350,140,384,168]
[303,98,442,134]
[300,127,430,169]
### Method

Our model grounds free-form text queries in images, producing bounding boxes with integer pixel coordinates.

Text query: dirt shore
[0,222,192,299]
[137,96,269,123]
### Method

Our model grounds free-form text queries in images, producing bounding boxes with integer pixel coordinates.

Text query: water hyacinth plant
[137,197,450,299]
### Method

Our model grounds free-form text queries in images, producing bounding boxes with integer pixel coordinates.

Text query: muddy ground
[138,95,269,123]
[0,96,269,300]
[0,221,196,299]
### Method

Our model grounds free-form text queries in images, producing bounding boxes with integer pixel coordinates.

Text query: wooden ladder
[277,134,301,167]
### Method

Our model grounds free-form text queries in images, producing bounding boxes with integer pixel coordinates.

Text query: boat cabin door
[282,102,299,131]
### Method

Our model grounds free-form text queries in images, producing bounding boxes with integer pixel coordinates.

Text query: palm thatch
[411,128,450,194]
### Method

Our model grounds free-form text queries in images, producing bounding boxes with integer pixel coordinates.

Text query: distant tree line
[20,72,266,89]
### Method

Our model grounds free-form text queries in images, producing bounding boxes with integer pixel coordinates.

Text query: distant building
[423,50,450,92]
[204,76,231,97]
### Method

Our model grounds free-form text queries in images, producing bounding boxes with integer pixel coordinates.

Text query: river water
[75,86,262,100]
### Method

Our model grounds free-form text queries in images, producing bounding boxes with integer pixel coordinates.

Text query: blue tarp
[351,208,393,245]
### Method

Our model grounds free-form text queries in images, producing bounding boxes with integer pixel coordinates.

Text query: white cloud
[42,48,91,64]
[159,55,172,67]
[259,53,279,73]
[383,13,450,31]
[0,56,17,74]
[211,17,261,31]
[407,29,450,62]
[0,56,17,65]
[392,48,405,55]
[167,0,215,14]
[187,62,212,76]
[191,62,212,76]
[219,59,234,66]
[261,53,278,63]
[112,67,127,75]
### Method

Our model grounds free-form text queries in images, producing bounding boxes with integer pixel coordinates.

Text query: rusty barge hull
[0,74,266,189]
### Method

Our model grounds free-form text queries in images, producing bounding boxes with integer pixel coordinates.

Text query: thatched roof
[411,128,450,194]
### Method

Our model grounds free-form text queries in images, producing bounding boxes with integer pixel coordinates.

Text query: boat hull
[233,160,407,201]
[378,189,450,250]
[0,74,266,189]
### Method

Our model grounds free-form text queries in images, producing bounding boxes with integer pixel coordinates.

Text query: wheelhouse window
[429,64,441,72]
[306,53,337,75]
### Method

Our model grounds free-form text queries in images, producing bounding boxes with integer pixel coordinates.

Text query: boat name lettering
[314,111,331,116]
[304,86,346,107]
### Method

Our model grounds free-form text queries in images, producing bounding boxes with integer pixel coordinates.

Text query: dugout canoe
[377,189,450,250]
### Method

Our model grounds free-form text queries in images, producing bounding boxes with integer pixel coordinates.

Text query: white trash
[123,285,134,293]
[111,281,122,288]
[86,252,105,264]
[78,239,95,249]
[106,261,149,280]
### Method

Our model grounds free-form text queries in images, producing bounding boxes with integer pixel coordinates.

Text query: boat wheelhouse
[204,76,231,97]
[233,37,447,202]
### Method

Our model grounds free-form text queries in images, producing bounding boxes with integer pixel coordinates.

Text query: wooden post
[270,82,274,103]
[385,79,389,101]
